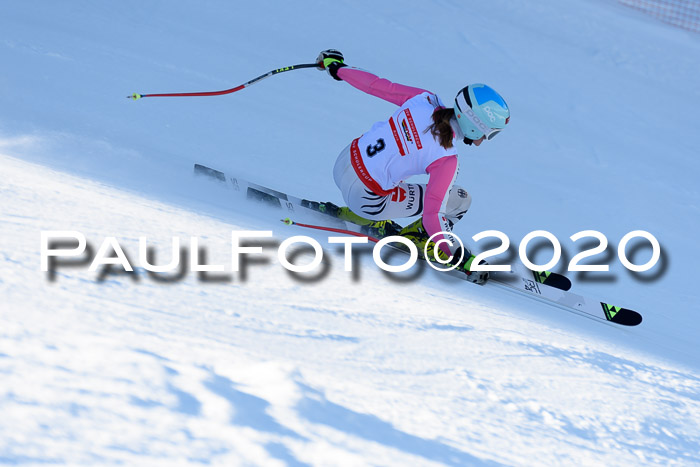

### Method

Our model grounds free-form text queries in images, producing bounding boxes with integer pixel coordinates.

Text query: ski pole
[281,218,380,243]
[128,63,319,100]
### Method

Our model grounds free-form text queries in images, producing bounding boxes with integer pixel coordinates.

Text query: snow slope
[2,0,700,465]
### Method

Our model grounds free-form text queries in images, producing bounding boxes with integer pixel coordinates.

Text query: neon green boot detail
[399,218,452,262]
[337,207,374,225]
[332,207,402,237]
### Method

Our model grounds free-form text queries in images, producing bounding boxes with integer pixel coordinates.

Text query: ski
[193,163,642,326]
[194,163,571,290]
[193,163,347,227]
[280,218,641,327]
[491,273,642,326]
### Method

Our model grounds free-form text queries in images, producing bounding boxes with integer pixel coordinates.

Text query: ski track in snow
[2,0,700,465]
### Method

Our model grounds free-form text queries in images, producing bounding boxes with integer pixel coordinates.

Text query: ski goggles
[484,127,502,140]
[455,93,504,141]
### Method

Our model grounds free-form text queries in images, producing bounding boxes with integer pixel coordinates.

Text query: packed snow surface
[1,0,699,465]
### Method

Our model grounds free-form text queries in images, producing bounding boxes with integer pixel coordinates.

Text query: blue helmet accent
[454,84,510,142]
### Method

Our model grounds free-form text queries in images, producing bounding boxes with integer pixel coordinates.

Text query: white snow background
[1,0,699,465]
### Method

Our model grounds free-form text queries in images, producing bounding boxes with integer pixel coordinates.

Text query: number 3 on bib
[366,138,385,158]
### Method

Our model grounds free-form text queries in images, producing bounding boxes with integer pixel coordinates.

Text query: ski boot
[301,200,402,237]
[360,220,403,238]
[459,254,489,285]
[301,200,343,217]
[399,218,489,284]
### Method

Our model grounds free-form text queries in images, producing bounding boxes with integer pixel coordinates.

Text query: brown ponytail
[425,108,455,149]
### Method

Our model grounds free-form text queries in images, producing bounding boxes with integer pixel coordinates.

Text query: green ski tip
[600,302,643,326]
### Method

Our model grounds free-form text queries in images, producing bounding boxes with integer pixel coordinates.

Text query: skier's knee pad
[445,185,472,227]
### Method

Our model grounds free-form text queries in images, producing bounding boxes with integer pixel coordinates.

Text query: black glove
[316,49,346,81]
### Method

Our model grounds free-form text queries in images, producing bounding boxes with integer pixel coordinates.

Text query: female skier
[315,49,510,283]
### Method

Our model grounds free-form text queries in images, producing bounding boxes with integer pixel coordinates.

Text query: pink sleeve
[337,67,429,106]
[423,156,459,256]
